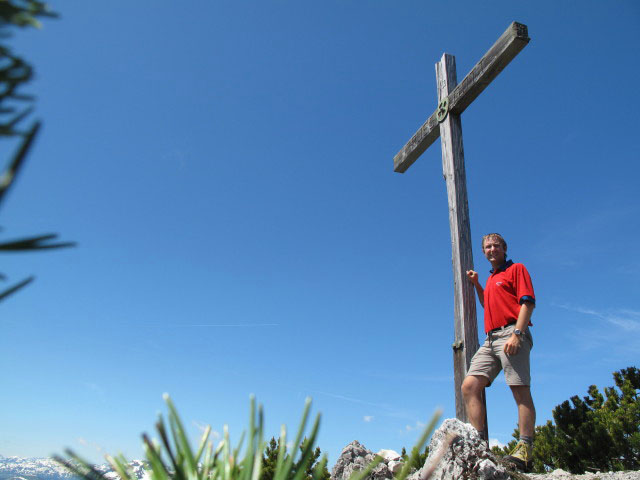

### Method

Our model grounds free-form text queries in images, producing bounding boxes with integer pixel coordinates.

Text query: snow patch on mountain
[0,456,149,480]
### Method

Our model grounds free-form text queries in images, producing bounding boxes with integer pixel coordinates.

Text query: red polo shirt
[483,260,535,333]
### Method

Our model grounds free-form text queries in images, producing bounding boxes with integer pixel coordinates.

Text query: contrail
[177,323,279,327]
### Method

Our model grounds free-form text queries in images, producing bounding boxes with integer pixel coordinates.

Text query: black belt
[488,321,516,334]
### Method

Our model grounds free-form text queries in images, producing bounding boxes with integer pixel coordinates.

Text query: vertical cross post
[436,54,486,435]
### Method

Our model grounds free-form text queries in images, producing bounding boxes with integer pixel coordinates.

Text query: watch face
[514,329,522,335]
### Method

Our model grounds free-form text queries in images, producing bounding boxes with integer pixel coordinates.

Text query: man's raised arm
[466,270,484,307]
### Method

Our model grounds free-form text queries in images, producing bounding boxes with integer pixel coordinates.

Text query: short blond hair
[482,233,507,252]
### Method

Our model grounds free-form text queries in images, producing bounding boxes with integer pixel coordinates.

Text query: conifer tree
[494,366,640,473]
[260,437,280,480]
[260,437,330,480]
[400,444,429,471]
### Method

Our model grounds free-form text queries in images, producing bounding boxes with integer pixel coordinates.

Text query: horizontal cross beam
[393,22,530,173]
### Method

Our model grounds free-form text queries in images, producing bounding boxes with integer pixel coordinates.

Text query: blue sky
[1,0,639,466]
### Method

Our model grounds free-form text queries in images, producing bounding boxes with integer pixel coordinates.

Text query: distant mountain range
[0,456,149,480]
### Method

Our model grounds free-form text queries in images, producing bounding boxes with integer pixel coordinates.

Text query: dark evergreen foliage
[493,367,640,474]
[260,437,330,480]
[260,437,280,480]
[400,444,429,471]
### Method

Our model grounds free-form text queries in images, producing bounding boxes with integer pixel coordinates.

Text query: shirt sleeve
[514,264,535,304]
[520,295,536,305]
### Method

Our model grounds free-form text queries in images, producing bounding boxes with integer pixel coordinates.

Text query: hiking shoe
[504,440,533,472]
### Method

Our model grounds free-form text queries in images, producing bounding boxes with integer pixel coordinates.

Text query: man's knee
[510,385,534,405]
[462,375,488,398]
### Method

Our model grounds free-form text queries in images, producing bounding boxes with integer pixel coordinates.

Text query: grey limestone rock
[331,441,393,480]
[387,461,404,475]
[331,419,507,480]
[419,418,508,480]
[377,450,401,463]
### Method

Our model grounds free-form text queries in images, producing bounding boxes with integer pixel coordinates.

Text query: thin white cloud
[556,304,640,331]
[192,421,220,443]
[405,420,426,432]
[366,371,453,384]
[363,416,374,423]
[83,382,103,393]
[83,382,106,399]
[552,303,640,361]
[167,323,279,327]
[532,206,640,266]
[192,420,214,435]
[161,149,188,170]
[311,389,393,410]
[76,437,104,453]
[616,263,640,275]
[310,388,424,425]
[489,438,506,449]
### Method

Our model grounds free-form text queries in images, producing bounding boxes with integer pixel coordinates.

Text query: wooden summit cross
[393,22,530,429]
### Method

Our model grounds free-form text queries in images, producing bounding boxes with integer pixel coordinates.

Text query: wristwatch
[514,328,523,336]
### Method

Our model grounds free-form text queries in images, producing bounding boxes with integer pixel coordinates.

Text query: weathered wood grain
[436,53,482,428]
[392,111,440,173]
[393,22,529,173]
[448,22,529,115]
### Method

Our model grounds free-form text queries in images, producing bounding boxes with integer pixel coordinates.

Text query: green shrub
[400,445,429,472]
[493,366,640,474]
[260,437,330,480]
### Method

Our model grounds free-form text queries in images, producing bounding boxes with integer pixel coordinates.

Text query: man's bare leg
[505,385,536,470]
[461,375,490,432]
[510,385,535,437]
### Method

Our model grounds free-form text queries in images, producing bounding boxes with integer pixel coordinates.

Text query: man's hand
[466,270,479,285]
[503,334,521,356]
[466,270,484,307]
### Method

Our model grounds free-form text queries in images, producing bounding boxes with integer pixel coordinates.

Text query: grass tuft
[56,396,443,480]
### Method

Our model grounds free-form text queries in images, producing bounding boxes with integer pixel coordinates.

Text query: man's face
[483,237,506,265]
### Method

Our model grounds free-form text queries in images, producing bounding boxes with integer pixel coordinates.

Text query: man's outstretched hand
[466,270,479,285]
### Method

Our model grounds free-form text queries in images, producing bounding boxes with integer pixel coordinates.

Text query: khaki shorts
[466,324,533,386]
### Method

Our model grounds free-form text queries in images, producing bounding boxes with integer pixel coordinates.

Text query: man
[463,233,536,471]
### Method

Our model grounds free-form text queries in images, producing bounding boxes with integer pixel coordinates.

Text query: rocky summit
[419,418,508,480]
[331,418,640,480]
[331,441,394,480]
[332,419,509,480]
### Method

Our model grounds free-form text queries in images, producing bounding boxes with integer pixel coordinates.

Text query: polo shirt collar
[490,259,513,274]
